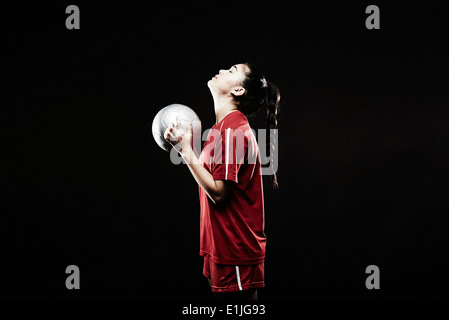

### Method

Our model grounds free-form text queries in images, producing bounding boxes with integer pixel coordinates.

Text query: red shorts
[203,257,265,293]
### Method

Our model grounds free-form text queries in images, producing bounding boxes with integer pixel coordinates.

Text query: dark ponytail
[264,81,280,189]
[233,63,280,189]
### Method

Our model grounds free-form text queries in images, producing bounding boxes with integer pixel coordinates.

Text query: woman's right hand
[164,115,193,155]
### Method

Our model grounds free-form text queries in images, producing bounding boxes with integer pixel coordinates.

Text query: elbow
[210,193,226,205]
[208,180,232,205]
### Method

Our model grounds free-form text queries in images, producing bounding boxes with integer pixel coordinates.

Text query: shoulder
[221,111,249,132]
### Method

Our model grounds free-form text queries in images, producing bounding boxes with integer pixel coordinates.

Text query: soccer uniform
[198,110,266,293]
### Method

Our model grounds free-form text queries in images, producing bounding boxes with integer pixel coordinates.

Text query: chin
[207,79,214,89]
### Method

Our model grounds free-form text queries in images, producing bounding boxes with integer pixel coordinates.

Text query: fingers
[164,117,187,145]
[164,124,184,144]
[164,125,176,142]
[164,129,172,142]
[188,122,194,151]
[175,115,182,129]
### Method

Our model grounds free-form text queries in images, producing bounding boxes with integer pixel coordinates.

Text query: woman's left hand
[164,115,193,155]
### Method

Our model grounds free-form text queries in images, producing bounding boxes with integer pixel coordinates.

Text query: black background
[1,2,448,302]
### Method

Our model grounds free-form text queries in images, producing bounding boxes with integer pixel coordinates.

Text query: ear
[231,86,245,97]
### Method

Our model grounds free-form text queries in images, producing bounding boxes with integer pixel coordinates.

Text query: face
[207,63,249,97]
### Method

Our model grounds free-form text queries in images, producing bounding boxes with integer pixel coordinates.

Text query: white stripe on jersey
[225,128,230,180]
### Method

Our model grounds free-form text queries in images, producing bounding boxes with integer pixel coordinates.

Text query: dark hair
[232,63,280,189]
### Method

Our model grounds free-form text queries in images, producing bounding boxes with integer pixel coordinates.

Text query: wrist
[181,146,194,163]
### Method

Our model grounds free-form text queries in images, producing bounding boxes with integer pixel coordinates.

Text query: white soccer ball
[151,104,201,152]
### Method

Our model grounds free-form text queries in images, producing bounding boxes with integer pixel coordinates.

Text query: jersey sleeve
[211,128,247,183]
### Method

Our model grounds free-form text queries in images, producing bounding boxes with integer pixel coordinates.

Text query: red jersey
[198,110,266,265]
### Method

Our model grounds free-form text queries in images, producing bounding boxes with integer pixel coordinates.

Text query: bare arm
[181,148,233,205]
[165,117,233,205]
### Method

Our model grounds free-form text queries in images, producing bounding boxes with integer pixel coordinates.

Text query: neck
[213,94,238,124]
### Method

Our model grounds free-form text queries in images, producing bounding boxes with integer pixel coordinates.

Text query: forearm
[164,121,229,204]
[182,147,223,204]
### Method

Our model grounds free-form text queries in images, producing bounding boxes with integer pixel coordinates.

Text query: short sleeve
[211,128,247,183]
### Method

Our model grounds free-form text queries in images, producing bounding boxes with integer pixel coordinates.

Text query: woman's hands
[164,115,232,204]
[164,115,193,159]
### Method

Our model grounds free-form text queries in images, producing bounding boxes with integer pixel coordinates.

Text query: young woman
[164,63,280,300]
